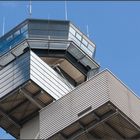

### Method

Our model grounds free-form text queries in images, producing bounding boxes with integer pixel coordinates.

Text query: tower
[0,19,140,139]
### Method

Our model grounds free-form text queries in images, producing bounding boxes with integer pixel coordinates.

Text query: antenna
[2,17,5,36]
[65,0,68,20]
[29,0,32,17]
[86,25,89,37]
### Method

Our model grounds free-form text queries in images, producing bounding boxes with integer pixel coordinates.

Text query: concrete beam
[105,122,125,139]
[131,133,140,139]
[7,90,44,114]
[19,89,43,109]
[91,111,100,121]
[68,111,118,140]
[0,107,21,128]
[119,112,140,131]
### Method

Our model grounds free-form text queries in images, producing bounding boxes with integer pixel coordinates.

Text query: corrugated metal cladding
[39,71,109,139]
[0,50,73,100]
[39,70,140,139]
[0,52,30,98]
[30,51,73,100]
[107,71,140,127]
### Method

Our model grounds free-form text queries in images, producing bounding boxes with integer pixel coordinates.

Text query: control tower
[0,19,99,138]
[0,19,140,139]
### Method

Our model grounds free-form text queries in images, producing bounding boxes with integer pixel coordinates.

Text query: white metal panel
[30,51,73,100]
[107,72,140,126]
[0,75,29,98]
[0,50,73,99]
[49,42,69,50]
[0,52,29,77]
[40,71,109,139]
[39,70,140,139]
[107,70,140,127]
[0,70,29,93]
[30,67,65,97]
[0,52,30,98]
[30,70,61,100]
[30,55,70,92]
[0,65,29,87]
[107,72,130,117]
[129,90,140,127]
[31,62,68,93]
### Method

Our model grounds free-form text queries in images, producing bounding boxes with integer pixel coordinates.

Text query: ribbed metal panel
[40,71,109,139]
[30,51,73,100]
[0,52,30,98]
[129,90,140,127]
[107,72,130,117]
[107,71,140,127]
[0,50,73,100]
[40,70,140,139]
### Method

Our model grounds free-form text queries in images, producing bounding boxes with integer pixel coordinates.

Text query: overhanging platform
[0,50,73,138]
[40,70,140,139]
[0,39,99,83]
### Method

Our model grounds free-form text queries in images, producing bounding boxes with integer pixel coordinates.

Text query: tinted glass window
[14,30,20,37]
[69,27,76,36]
[76,32,82,41]
[82,38,88,46]
[88,44,95,52]
[21,24,28,33]
[6,35,13,42]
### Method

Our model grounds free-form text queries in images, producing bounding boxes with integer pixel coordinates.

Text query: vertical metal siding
[30,51,73,100]
[39,71,109,139]
[0,52,30,98]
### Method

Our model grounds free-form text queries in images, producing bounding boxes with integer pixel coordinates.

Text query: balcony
[0,50,73,100]
[0,50,73,138]
[39,70,140,139]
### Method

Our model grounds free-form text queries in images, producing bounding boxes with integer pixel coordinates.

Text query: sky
[0,1,140,139]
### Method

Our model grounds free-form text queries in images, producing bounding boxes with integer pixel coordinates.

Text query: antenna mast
[29,0,32,17]
[2,17,5,36]
[65,1,68,20]
[86,25,89,37]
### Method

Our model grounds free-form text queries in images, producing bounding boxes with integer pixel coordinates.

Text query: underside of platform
[0,80,54,138]
[0,50,74,138]
[49,103,140,140]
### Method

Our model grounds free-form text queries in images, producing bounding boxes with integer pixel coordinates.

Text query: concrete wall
[20,115,39,139]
